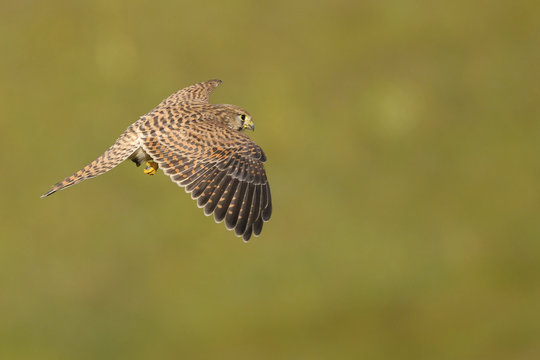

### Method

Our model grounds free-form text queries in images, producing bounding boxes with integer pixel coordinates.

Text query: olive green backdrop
[1,0,539,359]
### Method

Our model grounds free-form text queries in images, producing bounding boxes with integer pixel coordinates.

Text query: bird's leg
[144,161,159,175]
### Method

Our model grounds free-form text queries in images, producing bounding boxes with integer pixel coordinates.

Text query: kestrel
[41,80,272,241]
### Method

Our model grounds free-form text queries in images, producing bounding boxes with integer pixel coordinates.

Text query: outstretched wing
[157,79,222,107]
[41,125,140,197]
[139,120,272,241]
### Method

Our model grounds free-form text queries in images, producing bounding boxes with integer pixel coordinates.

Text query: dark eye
[240,114,246,121]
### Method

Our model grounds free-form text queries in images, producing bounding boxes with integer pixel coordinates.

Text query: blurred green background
[1,0,539,359]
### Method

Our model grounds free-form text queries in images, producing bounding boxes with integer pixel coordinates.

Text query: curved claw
[144,161,159,175]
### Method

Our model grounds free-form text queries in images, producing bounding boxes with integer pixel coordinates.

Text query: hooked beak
[243,118,255,131]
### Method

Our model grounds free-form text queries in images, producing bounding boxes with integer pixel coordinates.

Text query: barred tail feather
[41,126,140,198]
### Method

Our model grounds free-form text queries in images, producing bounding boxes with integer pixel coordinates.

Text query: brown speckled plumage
[41,80,272,241]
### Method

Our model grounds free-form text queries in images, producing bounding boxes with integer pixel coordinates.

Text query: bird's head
[216,104,255,132]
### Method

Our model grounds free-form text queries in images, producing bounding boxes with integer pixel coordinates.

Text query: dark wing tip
[260,148,267,162]
[242,227,253,242]
[262,183,272,221]
[253,217,264,236]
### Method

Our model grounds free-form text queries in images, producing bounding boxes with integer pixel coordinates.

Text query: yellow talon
[144,161,159,175]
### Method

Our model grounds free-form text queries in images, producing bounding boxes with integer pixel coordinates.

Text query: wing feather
[140,121,271,240]
[157,79,222,107]
[234,183,254,237]
[214,178,239,223]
